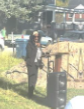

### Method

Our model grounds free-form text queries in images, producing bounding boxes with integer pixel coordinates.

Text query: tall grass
[0,51,23,72]
[0,51,50,109]
[0,51,84,109]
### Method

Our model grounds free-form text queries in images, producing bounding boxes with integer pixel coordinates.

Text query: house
[66,0,84,27]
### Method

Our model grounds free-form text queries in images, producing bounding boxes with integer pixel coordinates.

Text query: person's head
[33,31,39,43]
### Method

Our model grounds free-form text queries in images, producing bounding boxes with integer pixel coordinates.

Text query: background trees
[56,0,69,7]
[0,0,43,21]
[0,0,69,34]
[0,0,43,33]
[0,0,69,21]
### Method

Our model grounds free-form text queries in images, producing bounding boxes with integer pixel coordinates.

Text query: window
[80,14,82,18]
[68,14,73,18]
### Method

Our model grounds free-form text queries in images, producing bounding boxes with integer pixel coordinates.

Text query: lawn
[0,51,23,72]
[0,80,49,109]
[0,51,84,109]
[0,51,50,109]
[67,88,84,102]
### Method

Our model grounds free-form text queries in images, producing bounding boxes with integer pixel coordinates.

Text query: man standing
[25,31,42,99]
[1,27,6,40]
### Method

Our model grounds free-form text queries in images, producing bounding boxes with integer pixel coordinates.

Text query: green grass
[0,51,50,109]
[0,51,23,72]
[0,51,84,109]
[0,76,49,109]
[67,88,84,102]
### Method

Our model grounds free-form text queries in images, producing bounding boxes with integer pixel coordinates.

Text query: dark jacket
[26,41,37,66]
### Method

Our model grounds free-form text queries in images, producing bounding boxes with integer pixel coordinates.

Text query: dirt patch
[4,61,47,88]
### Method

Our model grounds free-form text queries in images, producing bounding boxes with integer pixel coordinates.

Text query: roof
[68,0,84,9]
[75,4,84,9]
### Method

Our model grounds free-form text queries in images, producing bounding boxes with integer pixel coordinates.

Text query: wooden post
[54,52,68,72]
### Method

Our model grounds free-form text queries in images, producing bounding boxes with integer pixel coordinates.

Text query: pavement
[1,46,16,57]
[4,46,16,53]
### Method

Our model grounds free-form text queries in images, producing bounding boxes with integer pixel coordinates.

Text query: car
[38,30,52,46]
[19,34,52,46]
[40,36,52,46]
[22,29,53,46]
[57,30,84,42]
[6,30,52,47]
[0,32,4,51]
[5,34,30,47]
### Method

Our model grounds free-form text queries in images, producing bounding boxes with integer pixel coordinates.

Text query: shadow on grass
[0,77,28,97]
[32,95,50,107]
[0,77,51,108]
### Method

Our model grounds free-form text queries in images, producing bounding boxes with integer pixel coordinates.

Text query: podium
[54,52,68,72]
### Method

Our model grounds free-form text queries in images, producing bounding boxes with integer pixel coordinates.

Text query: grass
[0,76,49,109]
[0,51,84,109]
[0,51,23,72]
[67,88,84,102]
[0,51,50,109]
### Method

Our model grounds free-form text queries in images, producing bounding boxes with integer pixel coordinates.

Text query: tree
[0,0,44,33]
[0,0,69,22]
[0,0,43,22]
[0,0,69,33]
[56,0,69,7]
[59,0,68,2]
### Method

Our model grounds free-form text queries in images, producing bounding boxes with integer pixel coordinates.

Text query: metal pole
[72,13,75,30]
[52,10,56,22]
[63,12,66,32]
[12,32,14,55]
[63,12,66,23]
[51,0,56,22]
[54,0,56,5]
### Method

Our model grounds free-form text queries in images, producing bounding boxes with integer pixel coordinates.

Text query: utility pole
[52,0,56,22]
[54,0,56,5]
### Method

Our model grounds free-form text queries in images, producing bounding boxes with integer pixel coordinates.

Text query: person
[0,31,5,50]
[65,96,84,109]
[25,31,43,98]
[1,27,6,40]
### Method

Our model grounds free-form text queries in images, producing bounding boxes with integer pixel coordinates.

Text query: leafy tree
[0,0,69,21]
[0,0,69,33]
[56,0,69,7]
[59,0,68,2]
[0,0,43,21]
[0,0,44,33]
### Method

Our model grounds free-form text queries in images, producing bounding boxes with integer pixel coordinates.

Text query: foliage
[56,0,69,7]
[0,0,43,21]
[55,0,69,23]
[0,0,69,22]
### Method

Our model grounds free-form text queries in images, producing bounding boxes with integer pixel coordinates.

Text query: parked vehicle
[0,32,4,51]
[57,30,84,42]
[5,30,52,47]
[5,34,30,47]
[40,36,52,46]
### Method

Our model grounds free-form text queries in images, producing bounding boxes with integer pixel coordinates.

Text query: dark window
[68,14,73,18]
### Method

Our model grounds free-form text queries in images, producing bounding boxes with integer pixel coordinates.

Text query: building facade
[66,0,84,25]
